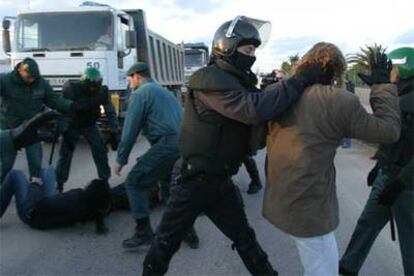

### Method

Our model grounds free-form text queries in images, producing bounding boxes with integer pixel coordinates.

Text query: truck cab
[184,42,209,84]
[2,2,185,126]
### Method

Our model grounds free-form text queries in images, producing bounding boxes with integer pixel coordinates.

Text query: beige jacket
[263,84,400,237]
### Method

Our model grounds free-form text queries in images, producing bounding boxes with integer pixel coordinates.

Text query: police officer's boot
[244,156,262,194]
[183,226,199,249]
[234,229,278,275]
[57,182,64,193]
[123,217,154,249]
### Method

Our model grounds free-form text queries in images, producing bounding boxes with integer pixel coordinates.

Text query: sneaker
[183,227,199,249]
[247,181,262,194]
[122,225,154,249]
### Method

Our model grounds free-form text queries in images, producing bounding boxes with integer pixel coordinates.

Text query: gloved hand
[11,110,61,149]
[109,130,119,151]
[358,49,393,86]
[293,63,332,88]
[378,177,405,206]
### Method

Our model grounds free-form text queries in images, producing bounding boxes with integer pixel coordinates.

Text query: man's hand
[113,163,123,176]
[378,177,405,206]
[358,48,393,86]
[11,110,61,149]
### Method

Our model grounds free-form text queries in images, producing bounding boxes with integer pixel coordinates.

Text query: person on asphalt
[55,68,118,192]
[0,168,111,233]
[141,15,331,276]
[0,57,108,183]
[112,62,199,250]
[263,42,401,276]
[340,46,414,276]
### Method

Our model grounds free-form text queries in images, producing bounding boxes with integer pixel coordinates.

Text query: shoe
[122,225,154,249]
[339,266,357,276]
[183,227,199,249]
[247,181,262,194]
[57,182,64,193]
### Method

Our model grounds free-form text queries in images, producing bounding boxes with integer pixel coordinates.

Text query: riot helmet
[81,67,103,91]
[212,16,271,58]
[388,47,414,80]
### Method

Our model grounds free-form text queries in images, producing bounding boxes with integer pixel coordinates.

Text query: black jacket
[181,59,305,176]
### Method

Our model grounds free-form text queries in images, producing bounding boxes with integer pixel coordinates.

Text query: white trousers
[290,231,339,276]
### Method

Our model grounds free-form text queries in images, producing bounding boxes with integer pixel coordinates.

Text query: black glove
[358,49,393,86]
[109,131,119,151]
[378,177,405,206]
[293,63,332,88]
[10,110,61,149]
[367,163,380,186]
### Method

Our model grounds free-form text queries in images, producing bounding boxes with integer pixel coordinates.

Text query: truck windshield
[185,52,205,67]
[15,12,114,52]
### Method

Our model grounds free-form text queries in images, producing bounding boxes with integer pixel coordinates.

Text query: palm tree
[281,54,300,76]
[346,44,386,86]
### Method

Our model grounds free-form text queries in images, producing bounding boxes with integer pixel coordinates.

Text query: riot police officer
[56,68,118,192]
[142,15,330,275]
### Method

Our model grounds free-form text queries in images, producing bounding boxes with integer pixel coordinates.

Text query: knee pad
[143,237,180,276]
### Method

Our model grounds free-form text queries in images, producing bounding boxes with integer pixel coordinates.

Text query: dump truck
[2,1,185,129]
[183,42,209,84]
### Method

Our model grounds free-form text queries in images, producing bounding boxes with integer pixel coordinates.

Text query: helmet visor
[226,15,272,49]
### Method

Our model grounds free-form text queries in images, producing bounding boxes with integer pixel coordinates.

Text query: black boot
[183,226,199,249]
[57,182,64,193]
[247,180,262,194]
[123,218,154,249]
[244,156,262,194]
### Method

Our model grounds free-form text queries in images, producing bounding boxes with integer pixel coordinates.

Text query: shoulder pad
[188,65,242,92]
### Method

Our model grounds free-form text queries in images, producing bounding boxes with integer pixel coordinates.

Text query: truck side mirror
[2,29,11,53]
[125,30,136,49]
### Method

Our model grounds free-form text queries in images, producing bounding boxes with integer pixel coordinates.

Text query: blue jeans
[0,142,43,183]
[340,170,414,275]
[0,168,56,221]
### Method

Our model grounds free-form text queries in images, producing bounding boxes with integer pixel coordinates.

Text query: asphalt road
[0,136,405,276]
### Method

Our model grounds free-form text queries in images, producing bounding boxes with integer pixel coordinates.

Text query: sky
[0,0,413,73]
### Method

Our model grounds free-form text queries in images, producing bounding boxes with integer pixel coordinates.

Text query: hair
[83,179,111,213]
[295,42,346,86]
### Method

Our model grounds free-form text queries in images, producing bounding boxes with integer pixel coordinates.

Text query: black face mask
[228,51,256,72]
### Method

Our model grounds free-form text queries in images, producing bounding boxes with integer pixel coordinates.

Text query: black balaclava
[227,51,257,72]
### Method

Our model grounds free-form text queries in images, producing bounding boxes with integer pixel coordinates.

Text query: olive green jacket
[0,69,72,129]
